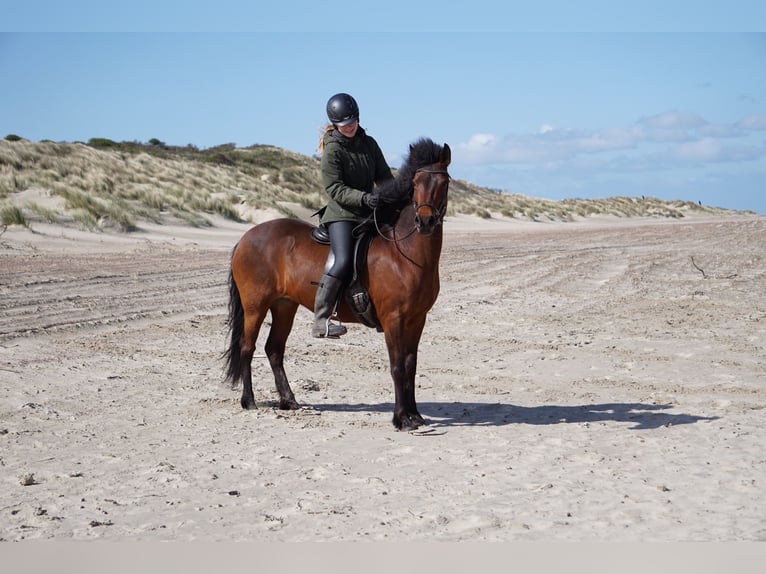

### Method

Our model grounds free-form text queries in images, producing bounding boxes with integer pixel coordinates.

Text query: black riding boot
[312,274,347,338]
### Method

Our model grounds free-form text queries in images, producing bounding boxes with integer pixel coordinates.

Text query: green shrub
[71,209,99,230]
[1,204,28,227]
[87,137,119,148]
[26,202,60,223]
[4,134,23,142]
[297,195,322,210]
[174,209,212,227]
[275,204,297,219]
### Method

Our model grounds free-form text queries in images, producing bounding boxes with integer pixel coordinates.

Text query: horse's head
[411,142,451,235]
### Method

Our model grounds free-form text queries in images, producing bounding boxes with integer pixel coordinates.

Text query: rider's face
[336,119,359,138]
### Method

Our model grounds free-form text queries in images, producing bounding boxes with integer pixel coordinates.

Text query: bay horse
[223,138,451,430]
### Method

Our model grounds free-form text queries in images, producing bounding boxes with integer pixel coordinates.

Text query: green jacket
[319,127,393,224]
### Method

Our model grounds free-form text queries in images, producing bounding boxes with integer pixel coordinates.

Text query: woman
[312,92,394,338]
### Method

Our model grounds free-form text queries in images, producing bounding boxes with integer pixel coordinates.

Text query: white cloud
[673,137,723,161]
[456,125,638,165]
[464,133,498,149]
[635,111,710,143]
[638,111,707,130]
[738,115,766,130]
[698,123,744,138]
[454,111,765,170]
[456,133,502,163]
[573,128,639,153]
[449,111,766,214]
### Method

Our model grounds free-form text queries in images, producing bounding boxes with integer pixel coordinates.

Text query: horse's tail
[222,265,244,388]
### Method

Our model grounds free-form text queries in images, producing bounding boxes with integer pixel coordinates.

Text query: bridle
[374,167,451,243]
[412,167,451,228]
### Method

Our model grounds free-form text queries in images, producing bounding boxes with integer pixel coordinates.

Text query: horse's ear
[441,143,451,166]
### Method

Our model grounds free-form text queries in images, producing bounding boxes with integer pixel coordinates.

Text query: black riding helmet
[326,93,359,127]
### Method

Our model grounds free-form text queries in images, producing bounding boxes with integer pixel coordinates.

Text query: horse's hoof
[393,412,426,431]
[241,397,257,410]
[279,398,301,410]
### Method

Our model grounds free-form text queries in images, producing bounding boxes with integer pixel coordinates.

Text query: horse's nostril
[415,213,436,231]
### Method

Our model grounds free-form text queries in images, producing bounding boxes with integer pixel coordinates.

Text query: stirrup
[323,318,347,338]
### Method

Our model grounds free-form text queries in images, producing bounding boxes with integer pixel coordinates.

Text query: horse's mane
[376,137,444,205]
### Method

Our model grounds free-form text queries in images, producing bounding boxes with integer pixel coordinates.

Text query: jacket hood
[324,126,367,147]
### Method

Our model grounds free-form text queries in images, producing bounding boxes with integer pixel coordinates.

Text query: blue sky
[2,3,765,213]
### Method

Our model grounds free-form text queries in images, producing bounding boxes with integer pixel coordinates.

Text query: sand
[1,213,764,542]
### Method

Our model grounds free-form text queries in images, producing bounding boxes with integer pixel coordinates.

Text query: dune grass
[0,137,750,233]
[1,203,28,227]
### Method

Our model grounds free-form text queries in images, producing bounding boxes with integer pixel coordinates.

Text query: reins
[373,207,416,242]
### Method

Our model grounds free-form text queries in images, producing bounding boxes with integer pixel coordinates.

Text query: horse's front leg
[392,350,425,431]
[386,322,427,431]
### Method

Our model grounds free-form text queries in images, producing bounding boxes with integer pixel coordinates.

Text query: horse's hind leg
[240,308,267,410]
[265,299,300,410]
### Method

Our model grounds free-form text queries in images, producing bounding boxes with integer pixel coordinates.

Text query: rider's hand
[363,193,381,209]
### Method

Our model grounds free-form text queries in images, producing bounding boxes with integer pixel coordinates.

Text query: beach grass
[0,137,751,233]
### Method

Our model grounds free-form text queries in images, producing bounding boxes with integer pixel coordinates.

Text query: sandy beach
[1,213,764,541]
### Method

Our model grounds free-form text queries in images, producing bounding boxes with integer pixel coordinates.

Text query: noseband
[413,168,451,227]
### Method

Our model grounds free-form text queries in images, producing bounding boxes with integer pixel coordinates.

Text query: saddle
[311,223,383,332]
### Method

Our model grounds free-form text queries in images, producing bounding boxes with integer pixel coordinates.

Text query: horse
[223,138,451,430]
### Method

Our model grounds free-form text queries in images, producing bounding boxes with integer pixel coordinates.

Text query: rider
[312,92,394,338]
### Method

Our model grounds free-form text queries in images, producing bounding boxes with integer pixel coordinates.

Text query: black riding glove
[363,193,381,209]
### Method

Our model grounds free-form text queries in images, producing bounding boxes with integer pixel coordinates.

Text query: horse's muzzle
[413,201,444,235]
[415,212,438,235]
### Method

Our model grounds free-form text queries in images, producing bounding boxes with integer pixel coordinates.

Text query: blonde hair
[316,123,335,154]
